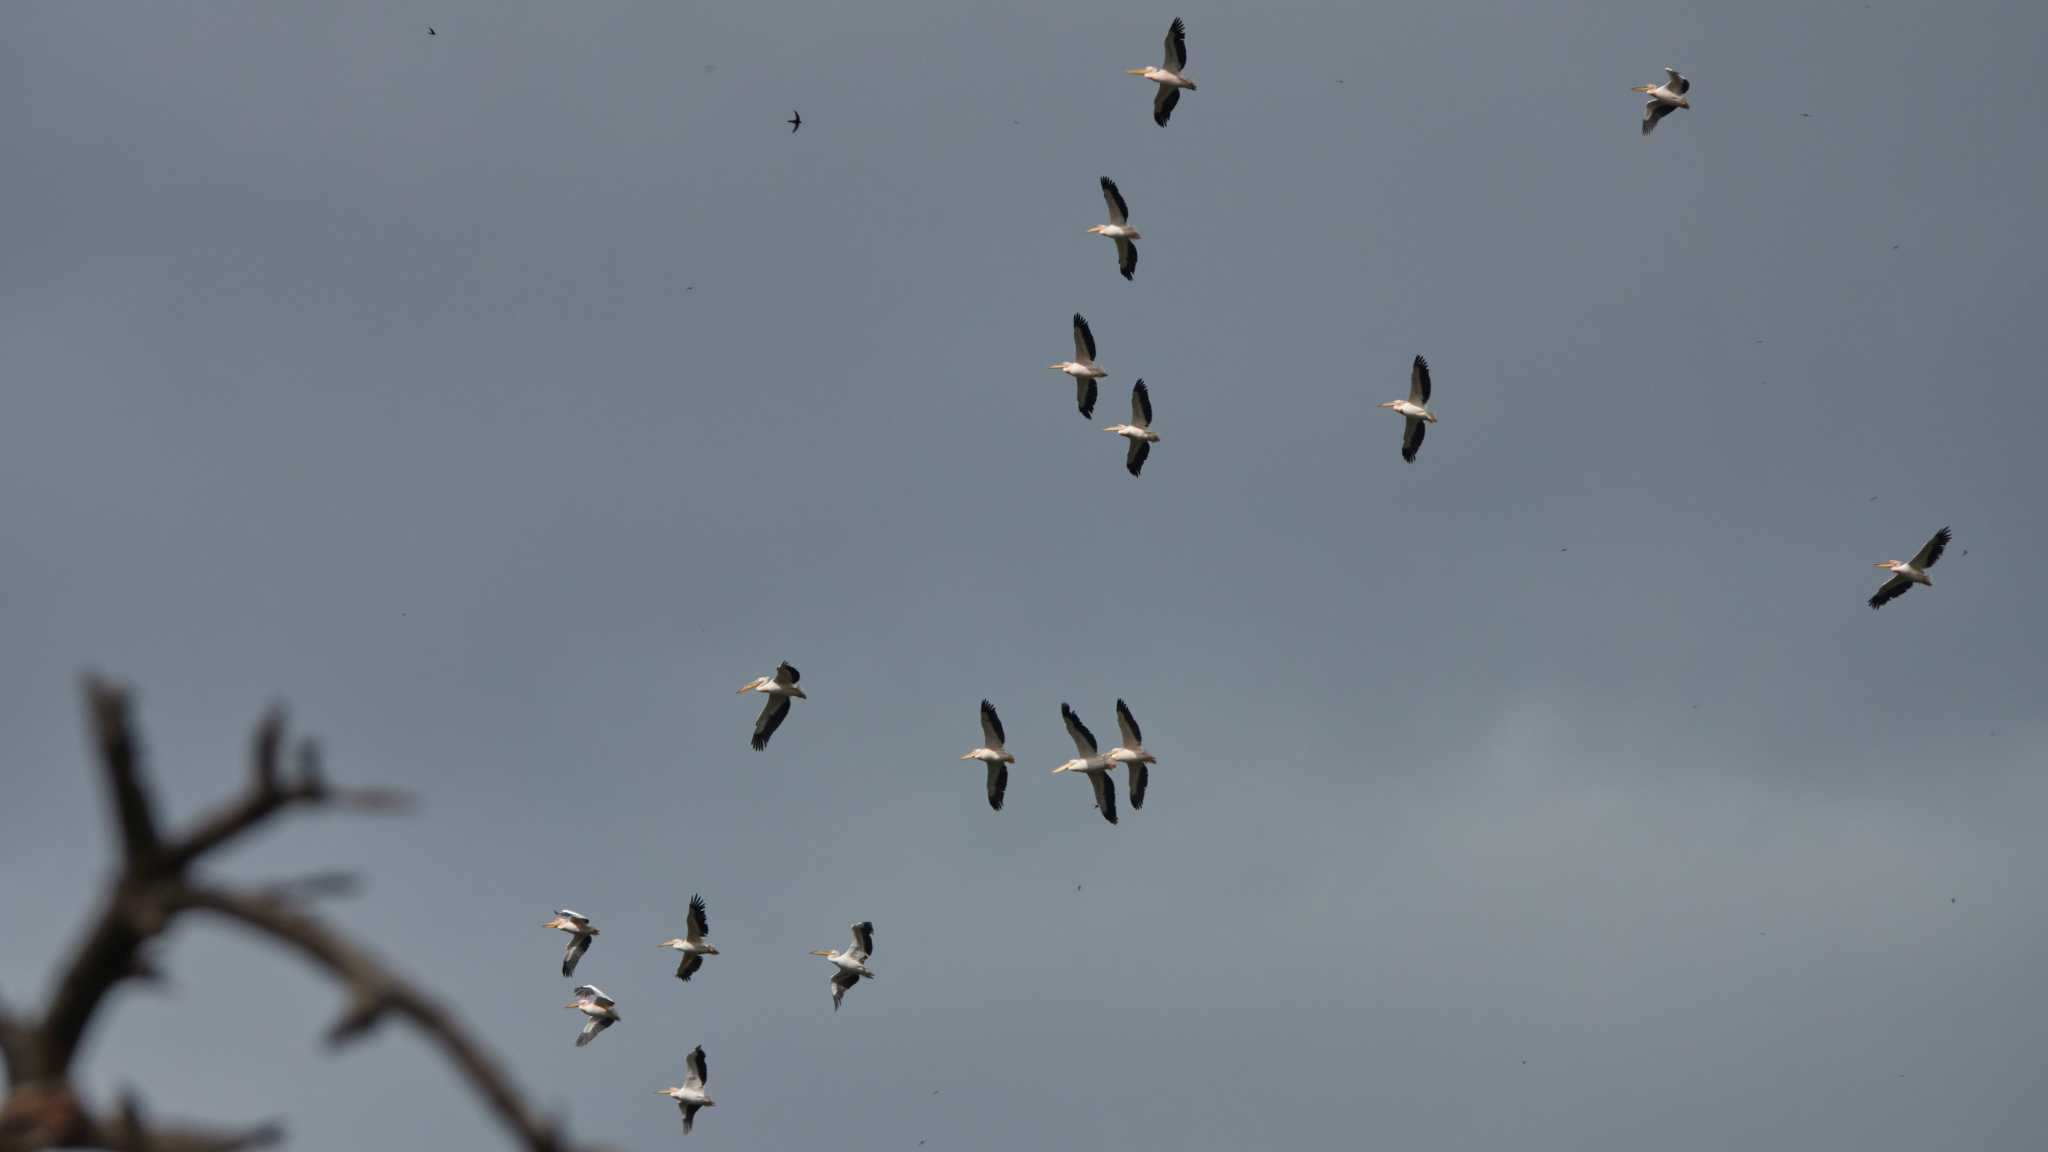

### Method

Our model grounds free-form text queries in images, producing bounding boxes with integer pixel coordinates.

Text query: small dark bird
[788,110,802,132]
[428,27,436,35]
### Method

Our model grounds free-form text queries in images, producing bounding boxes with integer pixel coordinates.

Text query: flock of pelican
[520,19,1960,1143]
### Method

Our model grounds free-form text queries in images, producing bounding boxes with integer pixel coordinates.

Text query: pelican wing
[850,921,874,961]
[553,908,586,924]
[680,1103,700,1134]
[1090,769,1119,825]
[1664,68,1689,95]
[1401,416,1427,463]
[685,1045,708,1089]
[1078,376,1099,419]
[1115,237,1137,281]
[686,894,710,942]
[830,967,861,1010]
[773,661,801,686]
[1062,703,1099,755]
[562,933,591,978]
[1409,355,1432,405]
[979,699,1007,749]
[1912,526,1952,570]
[1073,313,1096,362]
[1114,698,1144,748]
[1162,17,1187,71]
[575,1016,613,1047]
[751,693,791,751]
[1100,176,1129,226]
[1868,574,1915,610]
[1152,84,1180,127]
[674,951,704,981]
[987,761,1009,811]
[573,984,614,1007]
[1130,380,1152,428]
[1127,762,1149,810]
[1126,438,1150,476]
[1643,100,1677,135]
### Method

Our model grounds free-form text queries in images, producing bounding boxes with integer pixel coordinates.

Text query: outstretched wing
[575,1016,613,1047]
[1664,68,1689,94]
[979,699,1006,748]
[687,894,709,942]
[1078,376,1099,419]
[674,951,704,982]
[1912,526,1952,569]
[685,1045,708,1089]
[1163,17,1187,71]
[774,661,801,686]
[1409,355,1432,405]
[1131,380,1153,428]
[751,693,791,750]
[1126,438,1150,476]
[1100,176,1129,226]
[1401,417,1427,463]
[1643,100,1676,136]
[1073,313,1096,362]
[1116,237,1137,281]
[1062,703,1098,755]
[562,934,591,978]
[1152,84,1180,127]
[1127,762,1149,810]
[1114,698,1144,748]
[573,984,613,1007]
[1868,574,1914,610]
[850,921,875,960]
[830,968,861,1010]
[1090,770,1119,825]
[987,761,1008,812]
[680,1103,700,1134]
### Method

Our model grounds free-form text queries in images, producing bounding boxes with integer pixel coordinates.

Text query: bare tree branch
[85,679,161,868]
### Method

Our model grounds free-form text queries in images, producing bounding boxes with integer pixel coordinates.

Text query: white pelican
[1634,68,1691,135]
[737,661,805,750]
[566,984,619,1047]
[1088,177,1140,281]
[1052,703,1119,826]
[657,1045,715,1134]
[1104,380,1160,477]
[811,921,876,1011]
[1105,698,1157,810]
[1869,526,1952,610]
[543,909,598,977]
[1049,313,1107,418]
[1128,18,1196,127]
[1378,355,1438,463]
[659,894,719,982]
[960,699,1016,812]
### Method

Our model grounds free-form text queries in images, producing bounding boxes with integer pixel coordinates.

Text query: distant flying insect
[659,895,719,981]
[738,662,806,750]
[543,909,598,977]
[1105,698,1158,809]
[960,699,1017,812]
[1104,380,1160,476]
[788,110,801,132]
[1053,703,1119,825]
[1869,526,1952,609]
[1088,177,1140,281]
[811,921,876,1011]
[1634,68,1691,135]
[1128,17,1196,126]
[566,985,619,1047]
[657,1046,715,1134]
[1049,313,1108,418]
[1378,356,1439,463]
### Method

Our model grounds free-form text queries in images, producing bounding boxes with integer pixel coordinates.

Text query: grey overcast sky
[4,1,2047,1148]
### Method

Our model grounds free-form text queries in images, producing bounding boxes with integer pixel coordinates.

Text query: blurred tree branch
[0,678,595,1152]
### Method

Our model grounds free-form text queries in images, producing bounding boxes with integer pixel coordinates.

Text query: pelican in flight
[1053,703,1119,825]
[1105,380,1160,477]
[1088,177,1139,281]
[659,895,719,982]
[811,921,876,1011]
[1128,17,1196,126]
[566,985,619,1047]
[961,699,1016,812]
[543,909,598,977]
[1869,526,1952,610]
[1378,355,1438,463]
[1049,313,1107,418]
[738,661,805,750]
[1105,698,1157,810]
[1634,68,1691,135]
[657,1046,715,1134]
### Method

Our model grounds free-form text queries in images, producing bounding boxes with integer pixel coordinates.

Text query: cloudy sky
[4,1,2046,1148]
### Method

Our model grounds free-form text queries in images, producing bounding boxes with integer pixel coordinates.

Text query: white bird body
[812,922,876,1010]
[1106,380,1160,476]
[658,1045,715,1134]
[565,985,619,1047]
[659,894,719,981]
[1869,527,1952,609]
[1051,314,1108,418]
[1380,356,1440,463]
[738,661,805,750]
[1104,698,1156,809]
[1380,399,1434,421]
[962,700,1016,811]
[1054,703,1122,824]
[543,909,599,978]
[1633,68,1692,134]
[1090,177,1140,280]
[1129,19,1196,126]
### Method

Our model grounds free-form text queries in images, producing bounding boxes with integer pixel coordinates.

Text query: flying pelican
[657,1045,715,1134]
[788,110,802,132]
[1128,17,1196,126]
[1105,698,1157,810]
[1049,313,1107,418]
[1053,703,1119,825]
[659,894,719,981]
[566,984,619,1047]
[961,699,1016,812]
[811,921,876,1011]
[1104,380,1160,477]
[1634,68,1691,135]
[1869,526,1952,610]
[1088,177,1139,281]
[1378,355,1438,463]
[738,662,806,750]
[543,909,598,977]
